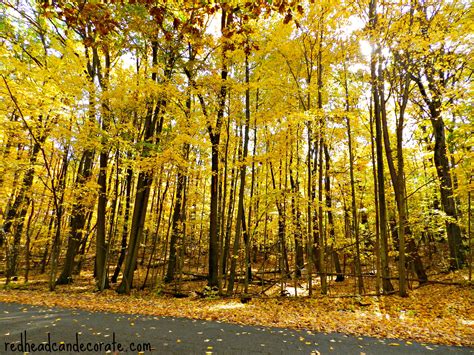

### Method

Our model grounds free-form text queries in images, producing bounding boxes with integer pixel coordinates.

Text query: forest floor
[0,270,472,347]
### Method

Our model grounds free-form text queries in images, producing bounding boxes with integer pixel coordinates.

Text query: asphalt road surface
[0,302,471,354]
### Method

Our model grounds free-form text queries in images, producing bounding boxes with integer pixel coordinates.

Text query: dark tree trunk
[207,11,232,288]
[208,134,220,288]
[95,147,109,290]
[431,114,464,269]
[116,171,152,294]
[317,135,327,294]
[95,47,112,291]
[411,2,465,271]
[117,41,167,294]
[56,149,94,285]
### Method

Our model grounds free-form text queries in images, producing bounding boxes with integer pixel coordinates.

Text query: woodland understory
[0,0,472,345]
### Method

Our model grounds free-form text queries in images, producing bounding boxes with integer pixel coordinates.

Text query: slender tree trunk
[95,47,111,291]
[228,62,251,293]
[221,153,237,277]
[219,93,232,291]
[343,77,363,293]
[324,145,343,282]
[56,146,94,284]
[208,10,232,288]
[117,41,166,294]
[243,51,253,292]
[381,54,427,292]
[24,200,35,283]
[49,147,69,291]
[208,133,220,288]
[111,162,133,283]
[290,136,304,278]
[379,64,408,296]
[142,174,169,288]
[166,85,192,284]
[96,138,109,290]
[165,171,186,283]
[306,121,314,296]
[369,100,382,294]
[374,88,393,294]
[318,135,327,294]
[5,132,46,282]
[117,171,152,294]
[370,0,394,294]
[269,162,290,278]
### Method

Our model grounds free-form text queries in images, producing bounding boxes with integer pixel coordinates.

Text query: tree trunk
[344,95,363,293]
[221,154,237,277]
[165,171,186,283]
[207,9,232,288]
[57,92,96,286]
[306,120,314,295]
[227,59,251,293]
[431,114,465,269]
[379,63,408,296]
[290,145,304,278]
[96,141,109,290]
[117,41,166,294]
[324,145,343,282]
[318,135,327,294]
[208,134,220,288]
[5,133,45,282]
[411,4,465,271]
[111,163,133,283]
[370,0,394,294]
[49,147,69,291]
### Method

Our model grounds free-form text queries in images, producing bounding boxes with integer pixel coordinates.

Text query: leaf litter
[0,280,472,346]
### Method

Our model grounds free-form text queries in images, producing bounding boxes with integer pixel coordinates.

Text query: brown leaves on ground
[0,281,472,347]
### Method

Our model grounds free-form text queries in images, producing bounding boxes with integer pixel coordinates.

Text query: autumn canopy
[0,0,472,312]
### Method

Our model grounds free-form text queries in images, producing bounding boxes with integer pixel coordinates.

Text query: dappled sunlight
[209,302,246,311]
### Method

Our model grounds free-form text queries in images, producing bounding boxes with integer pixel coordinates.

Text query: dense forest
[0,0,472,299]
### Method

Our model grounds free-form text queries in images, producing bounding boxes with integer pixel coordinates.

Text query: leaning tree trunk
[117,41,166,294]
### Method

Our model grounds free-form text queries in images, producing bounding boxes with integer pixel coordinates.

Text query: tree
[369,0,394,294]
[409,0,469,270]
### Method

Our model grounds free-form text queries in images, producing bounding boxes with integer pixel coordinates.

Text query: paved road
[0,302,471,354]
